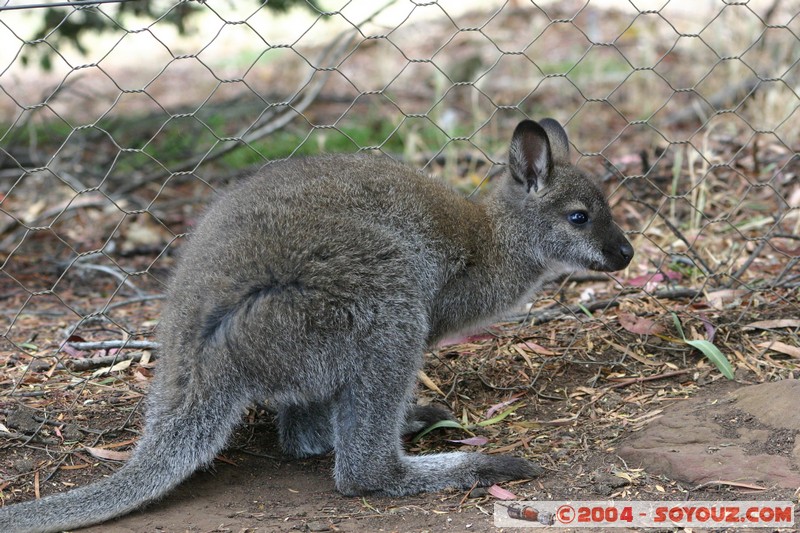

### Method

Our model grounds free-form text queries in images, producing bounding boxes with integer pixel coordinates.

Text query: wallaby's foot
[464,453,543,486]
[403,404,456,435]
[335,451,542,497]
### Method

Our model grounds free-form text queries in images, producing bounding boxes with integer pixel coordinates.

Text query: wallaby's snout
[619,240,634,267]
[600,234,634,272]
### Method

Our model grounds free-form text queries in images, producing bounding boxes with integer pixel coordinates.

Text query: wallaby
[0,119,632,532]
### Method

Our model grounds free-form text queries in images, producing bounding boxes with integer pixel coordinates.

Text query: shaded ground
[2,283,799,531]
[72,380,799,533]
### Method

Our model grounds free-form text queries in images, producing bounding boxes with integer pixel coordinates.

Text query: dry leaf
[512,341,555,356]
[417,370,445,396]
[446,436,489,446]
[435,332,494,348]
[486,395,523,418]
[134,367,153,381]
[757,341,800,358]
[705,289,749,310]
[84,447,131,461]
[626,268,681,288]
[109,359,132,372]
[618,313,664,335]
[91,358,132,378]
[59,344,86,358]
[511,345,535,373]
[694,480,767,491]
[745,319,800,330]
[615,472,633,483]
[603,339,659,366]
[488,484,517,500]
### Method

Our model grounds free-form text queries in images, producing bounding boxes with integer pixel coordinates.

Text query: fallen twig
[66,348,158,371]
[65,340,158,351]
[104,294,166,312]
[0,429,61,446]
[692,479,767,491]
[508,288,703,325]
[729,238,770,285]
[69,262,143,297]
[628,198,714,276]
[604,369,692,390]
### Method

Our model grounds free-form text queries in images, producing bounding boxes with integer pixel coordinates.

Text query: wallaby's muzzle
[598,235,634,272]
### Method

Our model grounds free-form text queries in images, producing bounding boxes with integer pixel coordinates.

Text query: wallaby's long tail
[0,388,248,533]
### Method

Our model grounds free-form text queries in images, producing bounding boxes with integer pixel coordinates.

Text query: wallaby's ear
[538,118,570,165]
[508,120,553,194]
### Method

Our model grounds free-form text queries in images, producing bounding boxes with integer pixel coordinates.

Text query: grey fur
[0,119,632,533]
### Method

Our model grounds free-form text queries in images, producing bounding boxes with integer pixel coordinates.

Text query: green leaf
[672,312,734,380]
[476,403,524,427]
[686,339,735,380]
[411,419,464,443]
[577,303,593,318]
[671,312,686,339]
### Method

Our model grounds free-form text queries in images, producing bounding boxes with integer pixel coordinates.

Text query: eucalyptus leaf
[411,419,464,443]
[577,303,593,318]
[671,312,734,380]
[686,339,735,380]
[671,312,686,339]
[476,404,524,427]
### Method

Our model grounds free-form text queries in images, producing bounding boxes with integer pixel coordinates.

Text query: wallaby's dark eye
[568,211,589,225]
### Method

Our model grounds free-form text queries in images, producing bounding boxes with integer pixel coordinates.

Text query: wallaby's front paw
[474,455,543,485]
[403,404,456,435]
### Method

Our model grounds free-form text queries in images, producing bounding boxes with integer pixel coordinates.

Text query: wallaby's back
[160,154,495,389]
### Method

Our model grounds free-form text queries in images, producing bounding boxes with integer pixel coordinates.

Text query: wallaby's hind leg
[331,353,542,497]
[278,400,454,459]
[278,401,334,458]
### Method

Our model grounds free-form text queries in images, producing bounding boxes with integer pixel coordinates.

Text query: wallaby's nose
[620,242,634,264]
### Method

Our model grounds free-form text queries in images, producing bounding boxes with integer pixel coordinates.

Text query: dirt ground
[2,279,799,532]
[68,381,800,533]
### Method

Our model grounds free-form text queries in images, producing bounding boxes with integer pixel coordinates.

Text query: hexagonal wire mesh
[0,0,798,511]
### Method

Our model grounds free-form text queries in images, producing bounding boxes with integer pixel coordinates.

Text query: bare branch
[66,340,158,352]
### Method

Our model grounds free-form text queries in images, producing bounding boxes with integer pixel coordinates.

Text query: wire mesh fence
[0,0,798,514]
